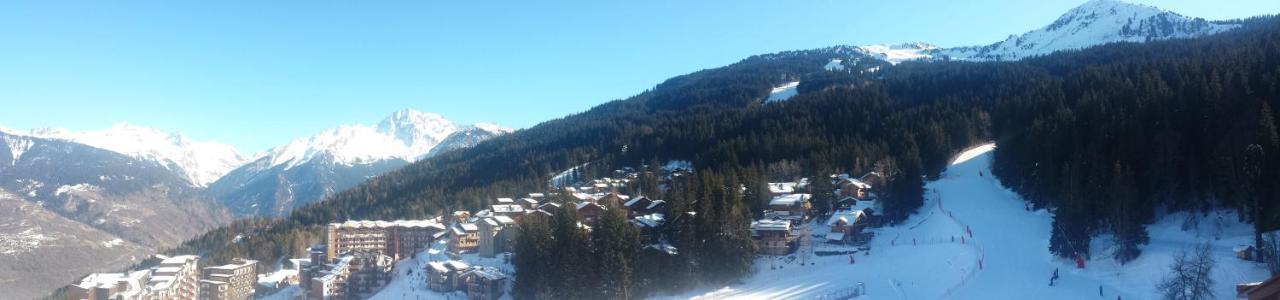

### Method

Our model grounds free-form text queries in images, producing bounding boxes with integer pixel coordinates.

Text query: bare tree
[1157,243,1216,300]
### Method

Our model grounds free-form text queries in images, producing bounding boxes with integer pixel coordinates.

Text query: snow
[102,238,125,248]
[823,59,845,71]
[855,43,938,65]
[368,239,514,300]
[662,160,693,173]
[263,109,509,171]
[663,143,1270,299]
[25,123,247,186]
[766,81,800,103]
[54,184,99,197]
[0,227,56,255]
[549,163,589,188]
[768,194,810,206]
[934,0,1239,61]
[1,134,33,165]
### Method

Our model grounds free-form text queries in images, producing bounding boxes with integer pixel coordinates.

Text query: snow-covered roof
[528,193,545,198]
[624,196,650,207]
[491,204,525,213]
[752,219,791,231]
[768,182,797,194]
[630,213,665,228]
[769,194,812,206]
[330,219,446,230]
[463,268,507,281]
[493,215,515,225]
[496,197,514,203]
[825,232,846,241]
[840,178,872,189]
[647,200,666,210]
[827,210,866,226]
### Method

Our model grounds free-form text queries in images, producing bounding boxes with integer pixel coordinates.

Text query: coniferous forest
[166,16,1280,298]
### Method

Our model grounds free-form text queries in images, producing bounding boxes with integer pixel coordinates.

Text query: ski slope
[664,143,1270,299]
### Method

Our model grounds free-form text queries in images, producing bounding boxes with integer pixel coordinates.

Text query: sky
[1,0,1276,153]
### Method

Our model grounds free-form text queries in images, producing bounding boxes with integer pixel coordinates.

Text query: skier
[1099,285,1103,296]
[1049,268,1059,286]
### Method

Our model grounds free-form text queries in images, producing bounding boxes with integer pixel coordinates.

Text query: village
[63,162,887,300]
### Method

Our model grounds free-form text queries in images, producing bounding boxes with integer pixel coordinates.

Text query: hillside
[663,145,1268,299]
[173,8,1280,300]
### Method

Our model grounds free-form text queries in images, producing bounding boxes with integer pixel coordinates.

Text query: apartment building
[199,258,258,300]
[323,219,446,263]
[146,255,201,300]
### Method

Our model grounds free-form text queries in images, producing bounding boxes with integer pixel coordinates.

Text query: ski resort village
[61,145,1280,300]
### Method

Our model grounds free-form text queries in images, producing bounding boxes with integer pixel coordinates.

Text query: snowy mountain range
[857,0,1241,63]
[209,109,511,216]
[6,124,248,187]
[2,109,509,217]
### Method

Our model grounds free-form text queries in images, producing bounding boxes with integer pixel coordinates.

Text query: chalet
[768,194,812,222]
[426,260,471,292]
[518,198,539,210]
[449,222,480,253]
[478,216,519,258]
[629,213,665,244]
[751,219,794,255]
[523,209,554,224]
[345,251,394,299]
[576,202,607,224]
[490,204,525,223]
[462,267,508,300]
[837,178,873,200]
[597,193,630,209]
[623,196,653,218]
[826,210,866,243]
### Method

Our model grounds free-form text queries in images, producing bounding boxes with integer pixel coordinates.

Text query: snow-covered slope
[855,43,938,65]
[664,144,1270,299]
[209,109,509,216]
[858,0,1242,64]
[766,81,800,103]
[20,123,247,186]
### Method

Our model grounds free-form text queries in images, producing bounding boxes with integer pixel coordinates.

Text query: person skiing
[1049,268,1059,286]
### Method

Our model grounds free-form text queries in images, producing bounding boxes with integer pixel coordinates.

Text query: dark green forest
[162,15,1280,298]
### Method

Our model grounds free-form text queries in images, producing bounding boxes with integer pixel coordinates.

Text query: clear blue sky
[1,0,1275,153]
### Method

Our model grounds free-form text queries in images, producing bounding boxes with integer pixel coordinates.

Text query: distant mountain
[0,130,230,298]
[209,109,509,216]
[24,123,249,187]
[858,0,1242,63]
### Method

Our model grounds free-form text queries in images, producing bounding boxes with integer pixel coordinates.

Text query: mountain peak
[928,0,1238,61]
[261,109,506,170]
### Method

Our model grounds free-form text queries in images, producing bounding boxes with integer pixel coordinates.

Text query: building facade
[324,219,446,262]
[200,258,258,300]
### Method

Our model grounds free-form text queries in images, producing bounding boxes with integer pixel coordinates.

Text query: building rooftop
[769,194,812,206]
[329,219,446,230]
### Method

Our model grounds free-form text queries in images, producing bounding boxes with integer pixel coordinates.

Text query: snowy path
[933,144,1130,299]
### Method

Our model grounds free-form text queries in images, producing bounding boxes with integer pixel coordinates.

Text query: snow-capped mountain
[18,123,248,187]
[858,0,1242,63]
[209,109,509,216]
